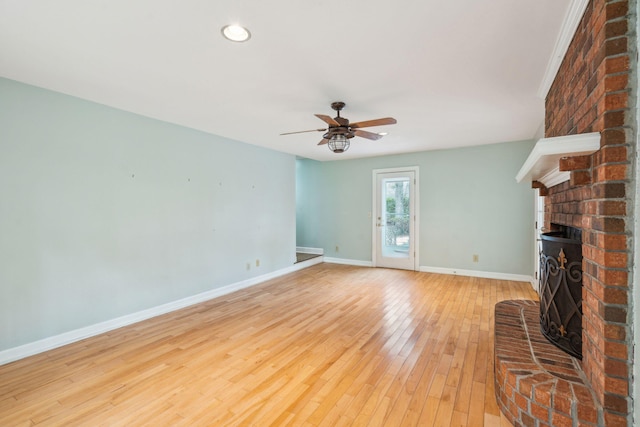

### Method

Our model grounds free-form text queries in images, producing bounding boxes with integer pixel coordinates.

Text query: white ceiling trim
[516,132,600,187]
[537,0,590,99]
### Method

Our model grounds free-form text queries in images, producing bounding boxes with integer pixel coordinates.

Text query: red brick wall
[544,0,632,425]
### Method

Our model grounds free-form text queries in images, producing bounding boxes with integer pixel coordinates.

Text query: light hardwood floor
[0,264,537,426]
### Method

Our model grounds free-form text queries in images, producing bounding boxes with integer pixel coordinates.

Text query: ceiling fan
[280,101,397,153]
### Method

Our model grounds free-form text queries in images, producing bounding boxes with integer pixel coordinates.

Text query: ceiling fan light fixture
[221,24,251,42]
[328,134,350,153]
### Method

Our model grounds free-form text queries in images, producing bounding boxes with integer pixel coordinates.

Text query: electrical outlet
[335,245,339,252]
[256,259,260,267]
[473,254,479,263]
[246,263,251,271]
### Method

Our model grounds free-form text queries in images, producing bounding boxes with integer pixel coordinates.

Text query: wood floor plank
[0,264,534,426]
[468,380,488,427]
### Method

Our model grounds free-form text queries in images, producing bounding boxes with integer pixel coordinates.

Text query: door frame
[371,166,420,271]
[533,189,545,292]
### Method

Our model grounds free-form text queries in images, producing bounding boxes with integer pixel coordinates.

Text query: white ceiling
[0,0,571,161]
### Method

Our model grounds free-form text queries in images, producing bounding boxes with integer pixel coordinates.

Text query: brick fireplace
[496,0,635,426]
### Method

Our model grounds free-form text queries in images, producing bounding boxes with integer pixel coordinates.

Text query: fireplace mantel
[515,132,600,187]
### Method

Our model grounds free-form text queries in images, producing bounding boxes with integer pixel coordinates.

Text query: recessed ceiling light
[221,24,251,42]
[378,132,388,136]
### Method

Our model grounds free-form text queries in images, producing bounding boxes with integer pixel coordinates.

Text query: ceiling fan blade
[317,138,330,145]
[349,117,397,129]
[280,128,326,136]
[354,129,383,140]
[315,114,340,126]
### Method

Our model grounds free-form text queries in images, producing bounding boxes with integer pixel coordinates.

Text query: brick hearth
[495,300,600,426]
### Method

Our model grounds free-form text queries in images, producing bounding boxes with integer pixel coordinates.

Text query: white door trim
[372,166,420,271]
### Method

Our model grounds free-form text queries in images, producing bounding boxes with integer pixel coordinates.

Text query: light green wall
[296,140,536,275]
[0,75,536,352]
[0,78,296,351]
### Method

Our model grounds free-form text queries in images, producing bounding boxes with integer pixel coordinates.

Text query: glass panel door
[382,177,411,258]
[374,169,417,270]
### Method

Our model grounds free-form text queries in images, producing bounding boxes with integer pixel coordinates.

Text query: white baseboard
[321,259,532,284]
[294,255,324,268]
[296,246,324,255]
[0,262,318,366]
[530,277,539,291]
[419,265,533,283]
[1,259,533,366]
[323,257,373,267]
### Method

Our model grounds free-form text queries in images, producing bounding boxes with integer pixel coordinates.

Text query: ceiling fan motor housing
[325,104,354,138]
[323,126,354,140]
